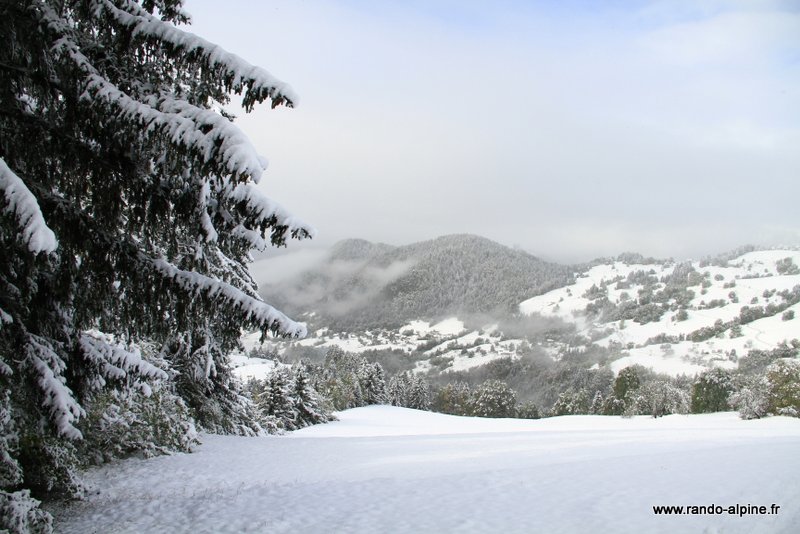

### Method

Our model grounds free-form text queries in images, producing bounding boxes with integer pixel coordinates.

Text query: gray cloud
[186,0,800,262]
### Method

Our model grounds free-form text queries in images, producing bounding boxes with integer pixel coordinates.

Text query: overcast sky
[186,0,799,263]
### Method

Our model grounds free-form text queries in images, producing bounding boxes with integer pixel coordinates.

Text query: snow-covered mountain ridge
[237,247,799,380]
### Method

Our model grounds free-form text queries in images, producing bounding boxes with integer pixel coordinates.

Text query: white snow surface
[53,406,800,533]
[401,317,466,336]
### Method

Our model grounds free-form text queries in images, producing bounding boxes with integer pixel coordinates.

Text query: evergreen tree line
[268,337,800,424]
[241,346,433,433]
[242,364,332,433]
[239,340,800,430]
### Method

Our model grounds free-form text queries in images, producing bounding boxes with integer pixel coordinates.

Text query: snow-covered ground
[52,406,800,533]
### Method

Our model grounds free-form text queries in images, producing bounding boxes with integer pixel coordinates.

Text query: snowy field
[52,406,800,533]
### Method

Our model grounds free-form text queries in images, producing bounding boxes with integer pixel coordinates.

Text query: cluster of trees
[241,338,800,434]
[425,342,800,422]
[312,347,389,410]
[686,287,800,342]
[433,380,529,418]
[1,1,313,530]
[727,346,800,419]
[254,347,432,418]
[242,365,332,433]
[583,265,701,325]
[584,261,800,334]
[776,257,799,275]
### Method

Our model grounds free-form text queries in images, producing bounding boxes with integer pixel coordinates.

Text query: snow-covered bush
[517,400,541,419]
[765,359,800,417]
[79,385,198,464]
[601,394,626,416]
[631,380,689,418]
[551,389,589,416]
[729,377,770,420]
[0,490,52,534]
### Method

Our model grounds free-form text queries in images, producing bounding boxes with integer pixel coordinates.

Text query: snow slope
[52,406,800,533]
[520,249,800,376]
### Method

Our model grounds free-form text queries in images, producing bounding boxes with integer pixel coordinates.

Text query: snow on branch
[41,6,271,183]
[79,331,168,392]
[148,256,307,338]
[198,180,218,243]
[25,335,84,440]
[0,158,58,254]
[225,182,317,242]
[0,308,11,327]
[95,0,299,110]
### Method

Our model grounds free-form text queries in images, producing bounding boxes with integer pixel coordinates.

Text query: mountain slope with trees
[266,234,573,330]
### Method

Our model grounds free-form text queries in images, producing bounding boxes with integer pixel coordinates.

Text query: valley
[238,241,800,385]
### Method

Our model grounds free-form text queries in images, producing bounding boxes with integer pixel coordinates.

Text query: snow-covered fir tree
[470,379,516,418]
[314,347,389,411]
[255,367,295,431]
[388,372,430,411]
[1,0,312,527]
[358,362,388,405]
[290,363,333,428]
[317,347,366,410]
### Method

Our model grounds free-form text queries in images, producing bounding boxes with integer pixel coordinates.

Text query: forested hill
[263,234,572,329]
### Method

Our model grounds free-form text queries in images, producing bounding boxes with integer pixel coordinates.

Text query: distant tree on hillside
[776,257,800,275]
